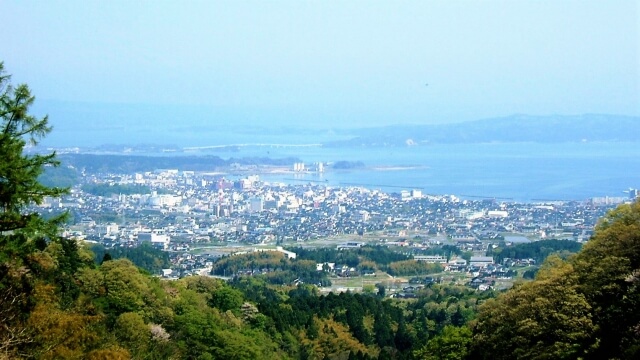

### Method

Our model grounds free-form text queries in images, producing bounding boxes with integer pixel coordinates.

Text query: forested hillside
[470,201,640,359]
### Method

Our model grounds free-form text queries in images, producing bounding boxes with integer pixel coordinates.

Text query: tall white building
[97,223,119,236]
[249,197,264,213]
[293,162,306,172]
[354,210,370,222]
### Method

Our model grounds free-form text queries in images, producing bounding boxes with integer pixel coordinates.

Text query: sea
[234,142,640,202]
[43,129,640,203]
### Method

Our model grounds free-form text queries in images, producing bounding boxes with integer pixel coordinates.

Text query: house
[337,242,364,250]
[316,262,336,271]
[414,255,447,263]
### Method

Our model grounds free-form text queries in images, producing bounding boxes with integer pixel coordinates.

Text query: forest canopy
[470,201,640,359]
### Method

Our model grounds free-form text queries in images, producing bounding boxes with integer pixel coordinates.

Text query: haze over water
[4,1,639,203]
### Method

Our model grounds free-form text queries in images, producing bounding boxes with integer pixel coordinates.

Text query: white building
[414,255,447,263]
[487,210,508,218]
[96,223,119,236]
[138,229,170,250]
[249,197,264,213]
[354,210,370,222]
[470,256,494,268]
[148,194,182,208]
[337,242,364,250]
[316,262,335,271]
[332,204,346,214]
[466,211,485,220]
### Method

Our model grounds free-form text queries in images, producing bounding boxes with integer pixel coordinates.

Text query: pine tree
[0,61,69,355]
[0,61,67,237]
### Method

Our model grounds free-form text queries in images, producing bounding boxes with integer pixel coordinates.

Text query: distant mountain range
[324,114,640,147]
[36,108,640,149]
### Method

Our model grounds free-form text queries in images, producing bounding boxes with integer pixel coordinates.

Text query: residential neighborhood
[36,165,636,291]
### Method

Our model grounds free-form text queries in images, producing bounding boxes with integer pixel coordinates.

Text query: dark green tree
[0,62,67,236]
[306,316,319,340]
[450,305,466,327]
[209,284,244,312]
[394,318,414,353]
[0,61,69,356]
[373,311,394,348]
[414,325,472,360]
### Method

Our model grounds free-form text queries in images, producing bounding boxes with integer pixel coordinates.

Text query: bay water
[211,142,639,202]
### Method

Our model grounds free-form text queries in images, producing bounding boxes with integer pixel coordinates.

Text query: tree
[414,325,472,360]
[571,201,640,359]
[209,285,244,312]
[470,256,595,359]
[470,201,640,359]
[114,312,152,358]
[101,252,112,264]
[0,62,67,236]
[394,319,414,353]
[100,259,155,315]
[0,62,69,356]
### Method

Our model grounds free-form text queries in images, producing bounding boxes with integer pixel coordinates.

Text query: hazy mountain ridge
[325,114,640,147]
[34,106,640,148]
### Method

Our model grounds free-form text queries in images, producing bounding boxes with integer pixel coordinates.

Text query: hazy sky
[1,0,639,128]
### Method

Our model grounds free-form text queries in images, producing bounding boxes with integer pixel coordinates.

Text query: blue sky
[1,0,638,129]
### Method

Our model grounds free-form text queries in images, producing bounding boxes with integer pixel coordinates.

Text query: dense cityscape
[36,163,636,290]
